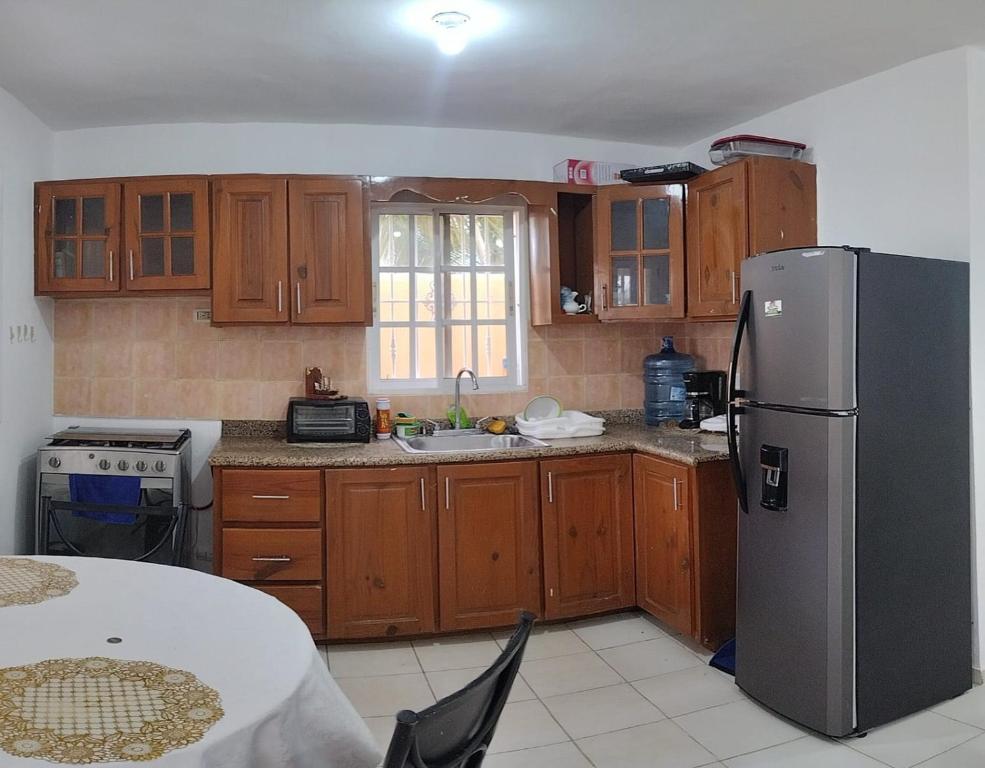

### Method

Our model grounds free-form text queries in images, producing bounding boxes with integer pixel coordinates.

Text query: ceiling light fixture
[432,10,471,55]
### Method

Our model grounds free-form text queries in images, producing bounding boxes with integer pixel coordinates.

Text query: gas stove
[46,427,190,450]
[36,426,193,562]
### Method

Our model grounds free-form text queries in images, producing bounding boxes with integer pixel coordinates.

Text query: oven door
[37,472,186,565]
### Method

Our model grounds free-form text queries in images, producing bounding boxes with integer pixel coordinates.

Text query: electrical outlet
[193,309,212,323]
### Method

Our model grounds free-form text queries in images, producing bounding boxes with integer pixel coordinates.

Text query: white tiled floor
[321,610,985,767]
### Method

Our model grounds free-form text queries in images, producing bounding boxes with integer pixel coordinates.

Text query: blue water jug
[643,336,695,425]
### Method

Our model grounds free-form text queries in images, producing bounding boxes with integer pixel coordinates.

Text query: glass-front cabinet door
[124,178,210,291]
[595,184,684,321]
[35,181,121,294]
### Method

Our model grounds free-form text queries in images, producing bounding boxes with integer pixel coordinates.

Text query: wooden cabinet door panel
[326,467,436,638]
[541,454,635,619]
[633,454,692,635]
[289,178,368,324]
[685,163,748,319]
[36,181,121,294]
[746,157,817,255]
[595,184,684,321]
[124,177,210,291]
[254,584,325,636]
[211,176,289,323]
[220,469,322,523]
[221,528,323,581]
[438,462,541,631]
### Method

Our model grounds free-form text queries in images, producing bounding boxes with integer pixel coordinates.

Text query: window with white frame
[369,203,527,394]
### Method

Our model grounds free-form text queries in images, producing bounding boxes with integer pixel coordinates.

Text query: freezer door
[735,404,856,736]
[741,247,857,411]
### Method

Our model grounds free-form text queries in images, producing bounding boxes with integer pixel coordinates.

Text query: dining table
[0,555,382,767]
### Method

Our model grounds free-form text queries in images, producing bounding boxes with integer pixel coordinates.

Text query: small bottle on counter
[375,397,392,439]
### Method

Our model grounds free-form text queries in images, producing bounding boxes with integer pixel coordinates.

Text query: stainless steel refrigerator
[726,246,970,737]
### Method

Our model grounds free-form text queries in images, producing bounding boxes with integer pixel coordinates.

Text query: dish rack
[514,410,605,439]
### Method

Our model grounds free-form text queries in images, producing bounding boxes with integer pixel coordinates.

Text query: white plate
[523,395,562,421]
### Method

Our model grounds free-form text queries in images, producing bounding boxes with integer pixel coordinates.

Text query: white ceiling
[2,0,985,145]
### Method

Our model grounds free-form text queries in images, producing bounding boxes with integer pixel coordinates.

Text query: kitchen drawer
[253,584,325,635]
[221,469,322,523]
[221,528,323,581]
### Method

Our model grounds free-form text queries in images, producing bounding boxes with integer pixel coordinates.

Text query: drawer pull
[251,555,292,563]
[252,494,290,500]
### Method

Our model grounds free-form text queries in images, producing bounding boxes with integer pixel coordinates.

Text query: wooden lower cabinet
[437,462,542,631]
[212,467,327,638]
[254,584,325,635]
[633,454,737,649]
[325,466,437,639]
[215,452,735,648]
[633,454,693,634]
[540,454,635,619]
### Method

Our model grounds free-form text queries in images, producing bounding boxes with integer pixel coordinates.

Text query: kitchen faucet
[453,368,479,429]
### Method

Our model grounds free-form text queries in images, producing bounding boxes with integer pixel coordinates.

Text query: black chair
[382,611,536,768]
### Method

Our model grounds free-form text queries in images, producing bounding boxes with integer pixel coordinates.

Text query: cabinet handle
[444,477,450,510]
[252,494,289,500]
[129,249,135,281]
[547,471,554,503]
[602,283,608,310]
[277,281,283,314]
[108,251,113,283]
[672,478,680,510]
[420,478,426,512]
[251,555,292,563]
[731,271,738,305]
[296,282,302,315]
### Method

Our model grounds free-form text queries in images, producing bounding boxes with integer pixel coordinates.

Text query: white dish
[523,395,562,421]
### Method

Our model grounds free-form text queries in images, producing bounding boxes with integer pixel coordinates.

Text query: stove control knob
[153,460,167,473]
[134,460,147,473]
[47,456,61,468]
[98,459,111,471]
[117,460,129,471]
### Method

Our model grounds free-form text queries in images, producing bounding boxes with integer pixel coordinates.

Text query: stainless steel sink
[392,430,549,454]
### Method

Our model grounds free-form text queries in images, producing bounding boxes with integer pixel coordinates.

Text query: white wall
[0,85,53,554]
[682,47,980,665]
[53,123,675,181]
[967,46,985,675]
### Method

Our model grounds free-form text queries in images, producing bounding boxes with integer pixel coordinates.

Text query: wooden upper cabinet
[326,466,437,639]
[685,163,747,319]
[541,454,635,619]
[595,184,685,321]
[211,176,289,323]
[437,461,542,631]
[633,453,693,635]
[123,177,210,291]
[529,188,599,326]
[36,181,121,294]
[686,157,816,319]
[288,177,368,324]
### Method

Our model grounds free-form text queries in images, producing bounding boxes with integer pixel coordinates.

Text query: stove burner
[46,427,190,451]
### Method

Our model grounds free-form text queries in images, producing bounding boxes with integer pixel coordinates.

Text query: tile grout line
[409,643,439,706]
[909,728,984,767]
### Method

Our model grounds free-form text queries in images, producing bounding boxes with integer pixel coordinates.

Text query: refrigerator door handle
[728,289,752,514]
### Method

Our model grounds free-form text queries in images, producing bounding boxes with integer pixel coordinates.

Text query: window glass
[370,206,524,392]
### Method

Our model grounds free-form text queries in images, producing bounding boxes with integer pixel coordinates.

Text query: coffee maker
[679,371,727,429]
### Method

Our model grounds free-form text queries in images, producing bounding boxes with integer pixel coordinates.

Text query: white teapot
[563,297,587,314]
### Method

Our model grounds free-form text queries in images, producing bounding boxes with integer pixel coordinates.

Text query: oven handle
[43,498,186,565]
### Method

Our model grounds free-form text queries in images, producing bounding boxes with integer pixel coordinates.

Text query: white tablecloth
[0,556,382,768]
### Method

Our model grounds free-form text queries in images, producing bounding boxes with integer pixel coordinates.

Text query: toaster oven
[287,397,372,443]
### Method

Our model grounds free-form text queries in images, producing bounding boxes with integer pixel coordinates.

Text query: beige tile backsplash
[53,298,733,420]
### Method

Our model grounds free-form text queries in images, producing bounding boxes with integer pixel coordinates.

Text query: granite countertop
[208,423,730,468]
